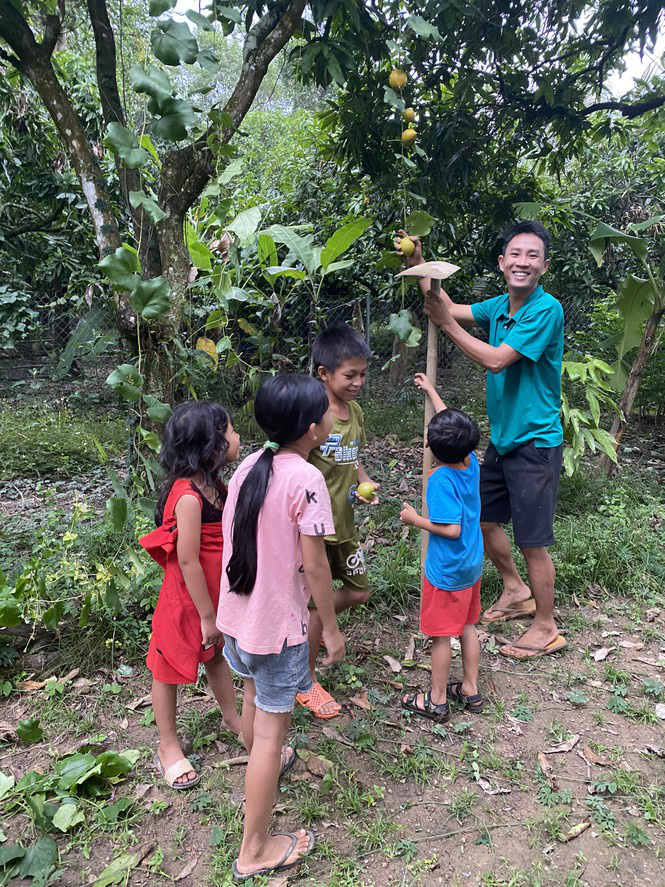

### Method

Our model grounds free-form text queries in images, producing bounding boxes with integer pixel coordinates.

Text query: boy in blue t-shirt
[400,374,484,723]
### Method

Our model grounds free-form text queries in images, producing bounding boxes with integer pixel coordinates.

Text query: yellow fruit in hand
[402,107,416,122]
[356,482,375,501]
[400,237,415,257]
[389,68,407,90]
[401,128,417,144]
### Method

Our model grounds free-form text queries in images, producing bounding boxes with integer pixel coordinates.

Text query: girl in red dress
[140,401,241,788]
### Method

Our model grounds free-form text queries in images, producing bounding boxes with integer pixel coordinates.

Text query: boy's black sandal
[402,690,450,723]
[447,681,484,714]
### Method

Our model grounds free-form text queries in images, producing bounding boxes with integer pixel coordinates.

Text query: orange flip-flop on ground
[499,635,567,660]
[480,597,536,626]
[296,681,341,719]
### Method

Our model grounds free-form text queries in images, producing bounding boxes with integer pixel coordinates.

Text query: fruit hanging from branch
[401,128,417,144]
[402,107,416,123]
[389,68,407,89]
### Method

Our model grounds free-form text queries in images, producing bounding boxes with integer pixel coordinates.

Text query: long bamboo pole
[421,282,440,580]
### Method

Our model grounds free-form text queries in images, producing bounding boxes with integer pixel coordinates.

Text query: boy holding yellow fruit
[298,325,378,719]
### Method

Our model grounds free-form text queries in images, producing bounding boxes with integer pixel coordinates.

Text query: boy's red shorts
[420,576,481,637]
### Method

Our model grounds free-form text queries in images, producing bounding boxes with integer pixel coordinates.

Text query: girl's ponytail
[226,375,328,596]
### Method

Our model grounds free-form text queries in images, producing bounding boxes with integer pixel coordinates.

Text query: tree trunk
[600,308,664,474]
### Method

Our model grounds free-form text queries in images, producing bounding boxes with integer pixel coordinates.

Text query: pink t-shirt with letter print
[216,450,334,655]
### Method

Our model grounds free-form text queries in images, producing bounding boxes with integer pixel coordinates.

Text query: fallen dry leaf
[619,640,644,650]
[60,668,80,683]
[582,746,612,766]
[655,703,665,720]
[592,647,614,662]
[477,777,511,796]
[645,607,661,622]
[642,745,664,757]
[558,820,591,843]
[265,879,289,887]
[127,693,152,710]
[349,691,372,711]
[543,735,580,754]
[537,752,557,790]
[322,726,353,747]
[174,856,199,881]
[601,630,620,638]
[0,723,16,740]
[393,614,407,623]
[383,655,402,674]
[17,680,47,692]
[404,635,416,662]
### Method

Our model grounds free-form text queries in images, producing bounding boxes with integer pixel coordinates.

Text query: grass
[0,402,126,479]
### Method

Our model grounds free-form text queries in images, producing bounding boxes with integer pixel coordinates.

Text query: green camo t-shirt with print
[308,400,366,543]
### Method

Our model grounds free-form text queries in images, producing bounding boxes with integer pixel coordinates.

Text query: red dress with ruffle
[140,479,225,685]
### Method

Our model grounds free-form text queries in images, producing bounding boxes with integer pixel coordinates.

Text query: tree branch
[580,95,665,118]
[1,201,65,238]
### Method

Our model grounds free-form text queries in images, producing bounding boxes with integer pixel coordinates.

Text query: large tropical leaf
[264,226,317,275]
[589,222,648,266]
[151,19,199,66]
[320,217,372,271]
[129,276,171,319]
[128,190,166,223]
[103,123,149,169]
[227,207,262,246]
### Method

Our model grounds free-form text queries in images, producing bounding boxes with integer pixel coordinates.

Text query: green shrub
[0,403,126,479]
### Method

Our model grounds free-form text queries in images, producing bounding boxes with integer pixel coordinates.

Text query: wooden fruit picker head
[395,261,460,578]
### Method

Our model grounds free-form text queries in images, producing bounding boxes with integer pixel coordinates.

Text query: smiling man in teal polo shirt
[398,220,565,660]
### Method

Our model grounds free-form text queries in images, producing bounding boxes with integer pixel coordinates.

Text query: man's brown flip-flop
[499,635,567,660]
[480,598,536,626]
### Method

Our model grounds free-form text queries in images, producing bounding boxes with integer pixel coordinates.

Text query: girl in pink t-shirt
[217,375,346,881]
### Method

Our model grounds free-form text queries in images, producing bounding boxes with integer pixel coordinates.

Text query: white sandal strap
[164,758,196,785]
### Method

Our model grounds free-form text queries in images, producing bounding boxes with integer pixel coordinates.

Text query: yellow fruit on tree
[401,128,417,144]
[402,107,416,123]
[400,237,415,257]
[356,482,375,501]
[389,68,407,90]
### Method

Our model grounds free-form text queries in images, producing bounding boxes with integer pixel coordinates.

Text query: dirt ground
[0,428,663,886]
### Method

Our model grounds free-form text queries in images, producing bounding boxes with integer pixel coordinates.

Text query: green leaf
[151,20,199,66]
[257,232,277,269]
[325,259,354,273]
[407,13,442,41]
[130,276,171,319]
[93,850,141,887]
[139,134,160,165]
[129,191,166,224]
[265,266,306,281]
[515,201,544,219]
[149,0,174,14]
[129,65,173,112]
[103,123,149,169]
[52,803,85,833]
[17,836,57,878]
[228,207,262,246]
[187,233,214,271]
[263,225,317,274]
[17,718,44,744]
[630,214,665,232]
[139,428,161,452]
[0,772,15,801]
[42,600,64,631]
[187,9,214,30]
[105,580,121,614]
[0,844,24,867]
[388,310,422,347]
[149,98,196,141]
[384,86,405,112]
[320,218,372,271]
[219,157,243,185]
[55,754,97,790]
[0,590,21,628]
[99,246,141,292]
[589,221,648,266]
[376,250,402,272]
[143,394,172,423]
[615,273,655,361]
[106,496,128,532]
[197,49,220,73]
[106,364,144,401]
[405,211,437,237]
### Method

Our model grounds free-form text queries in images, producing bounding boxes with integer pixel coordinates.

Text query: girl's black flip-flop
[447,681,484,714]
[401,689,450,723]
[231,829,315,881]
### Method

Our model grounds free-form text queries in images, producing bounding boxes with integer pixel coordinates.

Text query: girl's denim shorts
[222,635,312,713]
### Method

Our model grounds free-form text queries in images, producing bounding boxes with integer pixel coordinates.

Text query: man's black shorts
[479,441,563,548]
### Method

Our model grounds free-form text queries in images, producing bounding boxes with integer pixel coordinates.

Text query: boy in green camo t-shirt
[298,325,378,719]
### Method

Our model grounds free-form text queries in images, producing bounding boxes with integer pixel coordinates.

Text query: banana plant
[588,219,664,472]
